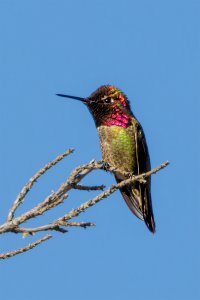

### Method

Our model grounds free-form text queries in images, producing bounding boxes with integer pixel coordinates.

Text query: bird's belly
[98,125,136,173]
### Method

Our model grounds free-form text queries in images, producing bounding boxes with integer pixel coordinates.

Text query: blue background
[0,1,199,299]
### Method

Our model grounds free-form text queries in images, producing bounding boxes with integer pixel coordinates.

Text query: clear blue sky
[0,1,199,299]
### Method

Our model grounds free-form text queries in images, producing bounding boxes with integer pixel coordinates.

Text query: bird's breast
[97,125,136,173]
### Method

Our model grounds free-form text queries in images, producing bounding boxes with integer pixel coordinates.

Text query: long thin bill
[56,94,86,102]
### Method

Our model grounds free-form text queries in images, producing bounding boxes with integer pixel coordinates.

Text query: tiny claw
[128,172,135,178]
[101,162,111,171]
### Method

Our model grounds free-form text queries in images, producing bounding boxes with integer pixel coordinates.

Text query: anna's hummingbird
[57,85,155,233]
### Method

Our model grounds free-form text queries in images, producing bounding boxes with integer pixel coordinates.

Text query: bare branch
[56,161,170,223]
[6,160,104,228]
[7,148,74,222]
[0,234,52,260]
[0,147,169,259]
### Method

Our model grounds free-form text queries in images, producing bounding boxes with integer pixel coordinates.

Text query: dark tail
[115,175,156,233]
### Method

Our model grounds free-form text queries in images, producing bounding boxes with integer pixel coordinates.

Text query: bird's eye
[104,97,113,104]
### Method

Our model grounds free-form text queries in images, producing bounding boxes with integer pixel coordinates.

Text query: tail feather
[115,175,156,233]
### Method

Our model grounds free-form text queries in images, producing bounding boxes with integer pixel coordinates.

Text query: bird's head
[57,85,132,127]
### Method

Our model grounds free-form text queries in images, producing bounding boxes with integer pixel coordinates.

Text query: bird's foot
[101,161,111,172]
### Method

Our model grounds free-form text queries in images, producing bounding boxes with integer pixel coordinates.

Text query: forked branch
[0,149,169,259]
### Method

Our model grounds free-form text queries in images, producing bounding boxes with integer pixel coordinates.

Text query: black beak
[56,93,86,102]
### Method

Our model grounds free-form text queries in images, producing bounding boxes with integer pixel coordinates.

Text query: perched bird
[57,85,155,233]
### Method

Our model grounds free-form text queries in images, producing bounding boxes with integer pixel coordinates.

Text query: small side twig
[74,184,105,191]
[13,221,95,234]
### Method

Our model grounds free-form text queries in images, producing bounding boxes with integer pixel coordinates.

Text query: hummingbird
[57,85,155,233]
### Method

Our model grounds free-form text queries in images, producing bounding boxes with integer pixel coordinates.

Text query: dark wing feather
[135,124,155,233]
